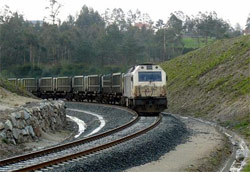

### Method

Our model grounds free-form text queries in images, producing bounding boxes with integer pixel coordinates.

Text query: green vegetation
[182,37,215,49]
[0,77,33,97]
[221,114,250,141]
[161,35,250,97]
[243,163,250,172]
[232,77,250,95]
[233,115,250,138]
[161,35,250,170]
[206,76,232,92]
[0,4,243,78]
[2,63,126,78]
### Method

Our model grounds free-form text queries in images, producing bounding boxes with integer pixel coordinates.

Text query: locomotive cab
[123,64,167,113]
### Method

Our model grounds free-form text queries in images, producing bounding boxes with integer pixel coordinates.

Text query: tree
[231,23,243,37]
[24,26,39,67]
[0,5,13,73]
[246,14,250,29]
[111,8,126,30]
[0,5,12,24]
[45,0,62,25]
[127,9,142,25]
[0,5,241,77]
[195,11,231,42]
[75,6,105,64]
[0,13,27,66]
[154,19,166,60]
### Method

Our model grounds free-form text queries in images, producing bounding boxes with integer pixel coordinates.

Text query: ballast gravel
[51,113,189,172]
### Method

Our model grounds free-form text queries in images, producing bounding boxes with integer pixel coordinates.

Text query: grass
[0,77,33,97]
[206,75,232,92]
[243,163,250,172]
[161,35,250,96]
[233,115,250,138]
[182,37,215,49]
[232,77,250,95]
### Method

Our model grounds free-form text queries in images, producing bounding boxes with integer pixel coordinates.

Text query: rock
[21,128,29,136]
[17,120,25,129]
[20,110,30,120]
[0,122,4,130]
[11,112,21,119]
[4,120,13,131]
[6,130,13,138]
[10,114,18,127]
[21,110,30,120]
[52,117,57,124]
[0,131,6,138]
[236,149,245,162]
[1,100,66,144]
[9,138,16,145]
[26,126,35,137]
[12,128,21,140]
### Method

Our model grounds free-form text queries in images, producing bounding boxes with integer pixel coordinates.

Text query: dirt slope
[0,87,38,111]
[161,35,250,171]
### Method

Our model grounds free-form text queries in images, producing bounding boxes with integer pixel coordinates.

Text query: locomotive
[8,64,168,114]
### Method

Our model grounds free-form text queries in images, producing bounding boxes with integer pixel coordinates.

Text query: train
[8,64,168,114]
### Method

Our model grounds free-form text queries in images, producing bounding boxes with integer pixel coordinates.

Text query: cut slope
[161,35,250,169]
[161,35,249,121]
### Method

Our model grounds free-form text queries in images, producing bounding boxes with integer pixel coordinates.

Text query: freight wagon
[8,64,168,114]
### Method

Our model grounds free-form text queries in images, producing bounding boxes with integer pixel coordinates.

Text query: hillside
[0,78,38,111]
[0,78,35,98]
[161,35,250,170]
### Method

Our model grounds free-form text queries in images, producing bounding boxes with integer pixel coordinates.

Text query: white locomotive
[122,64,167,113]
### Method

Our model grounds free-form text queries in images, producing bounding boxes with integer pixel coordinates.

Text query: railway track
[0,105,162,172]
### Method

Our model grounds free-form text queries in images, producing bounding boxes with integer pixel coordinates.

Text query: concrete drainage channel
[168,113,249,172]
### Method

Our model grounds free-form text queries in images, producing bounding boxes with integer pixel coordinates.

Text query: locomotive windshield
[138,72,162,82]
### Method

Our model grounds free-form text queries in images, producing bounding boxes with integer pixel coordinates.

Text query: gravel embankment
[65,102,135,139]
[51,114,188,172]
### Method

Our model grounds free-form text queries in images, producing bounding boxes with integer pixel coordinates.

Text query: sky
[1,0,250,28]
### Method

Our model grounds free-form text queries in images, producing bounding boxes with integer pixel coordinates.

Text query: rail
[0,104,139,167]
[12,114,162,172]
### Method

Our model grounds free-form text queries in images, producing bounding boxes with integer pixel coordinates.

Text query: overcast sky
[1,0,250,28]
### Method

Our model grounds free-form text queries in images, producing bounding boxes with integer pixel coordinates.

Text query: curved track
[0,104,162,172]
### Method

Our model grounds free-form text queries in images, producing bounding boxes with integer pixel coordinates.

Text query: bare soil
[0,87,38,111]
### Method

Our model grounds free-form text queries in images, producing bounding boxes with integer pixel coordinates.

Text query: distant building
[28,20,43,27]
[134,22,150,30]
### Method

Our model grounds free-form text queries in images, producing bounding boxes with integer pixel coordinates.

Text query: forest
[0,1,249,77]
